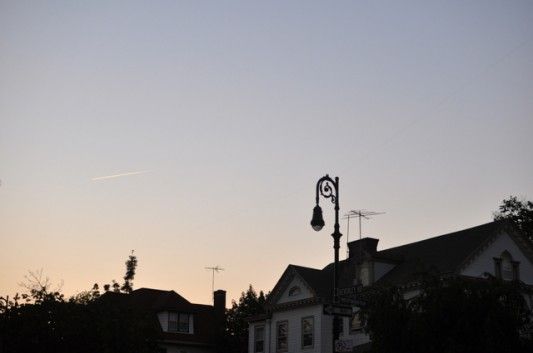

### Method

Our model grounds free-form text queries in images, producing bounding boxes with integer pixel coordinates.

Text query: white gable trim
[461,231,533,284]
[277,276,314,304]
[268,267,318,305]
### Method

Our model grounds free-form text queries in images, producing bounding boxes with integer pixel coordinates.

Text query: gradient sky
[1,0,532,306]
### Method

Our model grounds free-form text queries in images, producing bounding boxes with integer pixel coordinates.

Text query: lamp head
[310,205,325,231]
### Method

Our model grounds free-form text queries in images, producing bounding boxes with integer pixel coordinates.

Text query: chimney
[213,290,226,348]
[348,238,379,259]
[213,289,226,315]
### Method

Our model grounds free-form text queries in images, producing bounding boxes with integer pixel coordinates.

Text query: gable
[276,275,314,304]
[461,230,533,284]
[268,264,327,306]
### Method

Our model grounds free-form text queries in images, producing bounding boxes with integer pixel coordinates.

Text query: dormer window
[168,312,192,333]
[288,286,301,297]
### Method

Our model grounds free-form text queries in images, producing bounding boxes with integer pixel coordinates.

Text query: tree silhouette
[359,276,532,353]
[494,196,533,243]
[121,250,137,293]
[224,285,267,353]
[0,252,156,353]
[101,250,138,294]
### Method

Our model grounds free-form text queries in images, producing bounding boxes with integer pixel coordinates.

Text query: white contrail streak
[91,170,150,181]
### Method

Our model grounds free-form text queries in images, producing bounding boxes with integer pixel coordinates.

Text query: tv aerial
[342,210,385,258]
[205,265,224,295]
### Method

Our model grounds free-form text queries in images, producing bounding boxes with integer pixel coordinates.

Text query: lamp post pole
[310,174,342,353]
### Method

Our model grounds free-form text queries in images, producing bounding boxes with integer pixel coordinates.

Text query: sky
[1,0,532,306]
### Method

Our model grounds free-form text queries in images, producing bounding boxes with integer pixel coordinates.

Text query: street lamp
[311,174,342,353]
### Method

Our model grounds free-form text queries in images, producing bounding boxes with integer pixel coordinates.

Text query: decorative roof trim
[268,297,323,312]
[457,228,501,273]
[458,222,533,273]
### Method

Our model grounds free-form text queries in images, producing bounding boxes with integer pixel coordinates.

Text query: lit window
[254,325,265,353]
[276,321,288,352]
[288,286,301,297]
[350,308,362,332]
[301,317,314,349]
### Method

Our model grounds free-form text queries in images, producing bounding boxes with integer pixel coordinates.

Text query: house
[248,221,533,353]
[103,287,226,353]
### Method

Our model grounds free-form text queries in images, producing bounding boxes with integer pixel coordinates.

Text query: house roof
[130,288,189,308]
[374,221,508,286]
[267,264,329,306]
[100,287,217,346]
[271,221,526,302]
[291,265,332,299]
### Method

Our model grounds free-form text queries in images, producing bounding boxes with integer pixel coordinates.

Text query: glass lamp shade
[310,205,325,231]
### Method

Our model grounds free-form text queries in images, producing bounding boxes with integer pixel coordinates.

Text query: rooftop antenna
[343,210,385,259]
[205,266,224,296]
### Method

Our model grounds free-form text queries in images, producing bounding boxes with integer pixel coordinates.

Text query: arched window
[501,251,513,280]
[288,286,301,297]
[494,250,520,281]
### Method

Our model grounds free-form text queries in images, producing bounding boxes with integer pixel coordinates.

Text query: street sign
[351,299,367,308]
[336,285,361,297]
[323,304,353,317]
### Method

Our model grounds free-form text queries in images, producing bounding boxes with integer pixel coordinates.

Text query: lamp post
[310,174,342,353]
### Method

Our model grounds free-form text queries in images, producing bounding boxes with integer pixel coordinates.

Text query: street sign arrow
[323,304,353,317]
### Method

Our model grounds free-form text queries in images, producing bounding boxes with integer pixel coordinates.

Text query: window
[350,308,362,332]
[179,313,190,332]
[301,317,314,349]
[288,286,301,297]
[254,325,265,353]
[512,262,520,281]
[276,321,288,352]
[168,312,190,333]
[360,267,370,286]
[501,251,514,280]
[169,312,179,332]
[494,251,520,281]
[494,257,502,279]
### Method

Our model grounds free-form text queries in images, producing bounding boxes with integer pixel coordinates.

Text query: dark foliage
[494,196,533,242]
[0,290,158,353]
[121,250,137,293]
[360,276,532,353]
[224,285,267,353]
[0,252,156,353]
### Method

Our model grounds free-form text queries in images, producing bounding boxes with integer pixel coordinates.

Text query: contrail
[91,170,150,181]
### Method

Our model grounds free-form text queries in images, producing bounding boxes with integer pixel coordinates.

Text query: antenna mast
[205,266,224,295]
[343,210,385,258]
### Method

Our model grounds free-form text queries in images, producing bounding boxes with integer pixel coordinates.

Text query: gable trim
[458,223,533,274]
[267,266,318,306]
